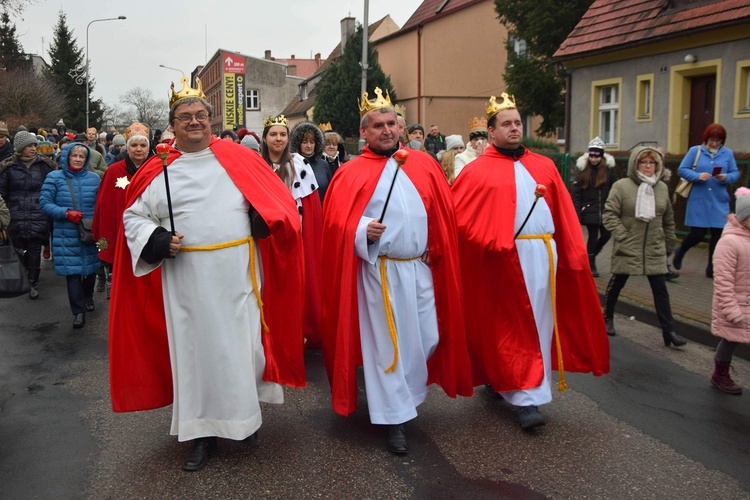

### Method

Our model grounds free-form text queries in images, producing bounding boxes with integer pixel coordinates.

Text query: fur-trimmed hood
[627,146,671,183]
[290,122,324,160]
[576,152,616,171]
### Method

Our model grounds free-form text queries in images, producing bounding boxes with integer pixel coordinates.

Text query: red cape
[451,146,609,391]
[300,194,323,348]
[109,137,306,412]
[92,159,130,264]
[321,146,473,417]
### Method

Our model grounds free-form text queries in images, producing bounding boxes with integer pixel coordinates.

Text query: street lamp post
[159,64,186,76]
[86,16,126,129]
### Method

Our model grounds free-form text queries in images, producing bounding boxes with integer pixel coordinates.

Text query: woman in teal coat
[40,143,100,328]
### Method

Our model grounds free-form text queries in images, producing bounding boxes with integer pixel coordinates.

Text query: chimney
[314,52,321,67]
[264,50,272,60]
[290,54,295,60]
[340,17,356,53]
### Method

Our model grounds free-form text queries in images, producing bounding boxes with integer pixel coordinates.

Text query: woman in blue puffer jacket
[40,143,100,328]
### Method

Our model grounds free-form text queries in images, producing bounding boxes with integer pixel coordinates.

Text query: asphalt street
[1,260,749,499]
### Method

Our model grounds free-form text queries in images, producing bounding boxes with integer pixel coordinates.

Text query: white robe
[498,160,557,407]
[123,148,282,442]
[353,157,439,425]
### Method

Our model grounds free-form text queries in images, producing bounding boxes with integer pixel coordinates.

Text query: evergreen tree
[495,0,593,136]
[46,9,102,131]
[314,25,397,139]
[0,9,30,71]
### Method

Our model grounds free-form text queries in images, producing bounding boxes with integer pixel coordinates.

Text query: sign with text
[222,52,245,129]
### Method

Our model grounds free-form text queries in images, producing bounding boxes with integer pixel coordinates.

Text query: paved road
[1,261,749,499]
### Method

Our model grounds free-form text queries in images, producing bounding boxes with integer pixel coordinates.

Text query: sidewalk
[589,230,750,360]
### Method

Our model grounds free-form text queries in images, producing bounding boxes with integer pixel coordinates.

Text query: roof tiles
[555,0,750,59]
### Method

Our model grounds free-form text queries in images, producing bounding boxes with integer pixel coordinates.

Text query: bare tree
[120,87,167,130]
[0,69,67,129]
[0,0,36,16]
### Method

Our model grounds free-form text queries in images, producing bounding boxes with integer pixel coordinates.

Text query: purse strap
[65,177,79,212]
[690,147,700,170]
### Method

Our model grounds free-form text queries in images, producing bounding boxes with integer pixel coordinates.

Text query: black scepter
[513,183,547,240]
[378,149,409,222]
[155,143,176,235]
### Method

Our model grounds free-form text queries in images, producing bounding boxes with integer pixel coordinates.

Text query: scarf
[635,172,657,222]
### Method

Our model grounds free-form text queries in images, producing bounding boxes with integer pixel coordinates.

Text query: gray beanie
[735,187,750,222]
[14,130,38,153]
[112,134,126,147]
[241,134,260,152]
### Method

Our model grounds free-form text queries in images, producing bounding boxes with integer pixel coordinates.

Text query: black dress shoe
[85,298,95,312]
[386,424,408,455]
[516,405,546,430]
[182,437,215,471]
[662,331,687,347]
[73,313,85,329]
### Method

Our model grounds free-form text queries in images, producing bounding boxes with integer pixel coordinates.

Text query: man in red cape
[109,81,305,471]
[321,89,472,455]
[452,93,609,431]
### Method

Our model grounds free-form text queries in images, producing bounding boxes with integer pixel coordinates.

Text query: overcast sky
[13,0,420,109]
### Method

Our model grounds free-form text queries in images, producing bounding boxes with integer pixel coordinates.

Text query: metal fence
[545,151,750,237]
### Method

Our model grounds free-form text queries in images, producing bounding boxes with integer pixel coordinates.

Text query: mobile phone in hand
[712,166,722,176]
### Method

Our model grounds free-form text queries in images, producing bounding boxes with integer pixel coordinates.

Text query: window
[591,78,621,148]
[246,89,259,110]
[508,35,527,57]
[734,60,750,118]
[636,74,654,121]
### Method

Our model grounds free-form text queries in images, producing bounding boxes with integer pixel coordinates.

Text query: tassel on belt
[516,233,567,391]
[379,255,420,373]
[180,236,269,333]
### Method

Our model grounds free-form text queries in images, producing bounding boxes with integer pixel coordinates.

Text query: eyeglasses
[175,113,210,124]
[588,152,602,158]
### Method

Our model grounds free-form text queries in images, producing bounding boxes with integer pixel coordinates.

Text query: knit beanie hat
[407,123,425,135]
[14,130,38,153]
[112,134,126,147]
[735,187,750,222]
[0,121,9,137]
[588,136,605,154]
[241,134,260,152]
[445,134,464,151]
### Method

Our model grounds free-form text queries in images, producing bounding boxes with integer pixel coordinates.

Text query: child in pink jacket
[710,187,750,394]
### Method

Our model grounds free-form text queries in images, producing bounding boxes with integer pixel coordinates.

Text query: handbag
[673,148,700,202]
[65,178,95,245]
[0,227,31,298]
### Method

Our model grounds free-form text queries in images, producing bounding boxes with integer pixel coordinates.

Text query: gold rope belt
[516,233,567,391]
[379,255,420,373]
[179,236,268,333]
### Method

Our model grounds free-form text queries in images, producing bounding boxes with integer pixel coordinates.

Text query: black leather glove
[140,226,173,264]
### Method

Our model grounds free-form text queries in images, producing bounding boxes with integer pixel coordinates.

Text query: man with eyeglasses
[108,77,306,471]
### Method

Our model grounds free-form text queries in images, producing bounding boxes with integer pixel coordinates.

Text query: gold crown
[263,114,288,129]
[358,87,393,117]
[169,76,206,108]
[486,92,517,119]
[318,122,332,132]
[394,104,407,120]
[468,116,488,134]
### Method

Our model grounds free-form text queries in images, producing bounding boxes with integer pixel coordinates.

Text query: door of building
[688,75,716,146]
